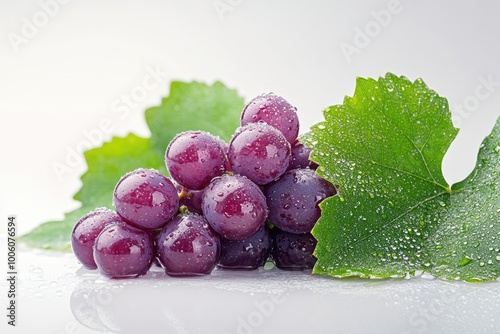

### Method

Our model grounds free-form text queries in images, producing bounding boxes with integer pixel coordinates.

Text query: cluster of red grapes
[71,93,336,278]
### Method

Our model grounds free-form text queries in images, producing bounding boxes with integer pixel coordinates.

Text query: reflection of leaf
[304,73,499,281]
[22,81,243,251]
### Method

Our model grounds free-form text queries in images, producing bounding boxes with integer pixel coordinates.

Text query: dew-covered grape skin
[265,168,336,234]
[272,228,317,270]
[165,131,227,190]
[241,93,299,144]
[71,208,124,270]
[202,174,268,240]
[218,224,272,269]
[93,222,154,278]
[288,141,318,171]
[156,213,220,276]
[113,168,179,230]
[228,122,291,185]
[70,89,336,279]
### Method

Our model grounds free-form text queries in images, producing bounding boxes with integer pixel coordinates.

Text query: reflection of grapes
[70,279,110,332]
[71,92,336,277]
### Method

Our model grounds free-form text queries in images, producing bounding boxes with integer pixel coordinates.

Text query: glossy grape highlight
[93,222,154,278]
[241,93,299,144]
[71,208,124,269]
[228,122,291,185]
[156,214,220,276]
[202,174,268,240]
[165,131,227,190]
[113,168,179,230]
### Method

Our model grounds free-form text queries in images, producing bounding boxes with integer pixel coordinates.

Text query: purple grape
[218,224,272,269]
[113,168,179,230]
[156,213,220,276]
[272,228,317,270]
[202,174,268,240]
[165,131,227,190]
[93,221,154,278]
[176,183,204,215]
[241,93,299,143]
[228,122,291,185]
[288,141,318,170]
[265,168,336,234]
[71,208,124,269]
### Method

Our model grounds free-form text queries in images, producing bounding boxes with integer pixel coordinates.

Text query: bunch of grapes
[71,93,336,278]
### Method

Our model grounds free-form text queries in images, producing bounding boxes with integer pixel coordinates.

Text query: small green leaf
[19,208,89,251]
[146,81,243,155]
[304,73,499,281]
[20,134,163,251]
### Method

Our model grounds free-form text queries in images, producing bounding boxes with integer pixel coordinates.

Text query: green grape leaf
[430,120,499,281]
[20,134,163,250]
[303,73,499,282]
[146,81,244,155]
[21,80,244,251]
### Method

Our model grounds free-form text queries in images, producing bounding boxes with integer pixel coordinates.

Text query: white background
[0,1,499,333]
